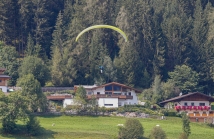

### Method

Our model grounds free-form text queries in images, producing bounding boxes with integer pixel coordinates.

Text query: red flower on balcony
[188,106,192,110]
[198,106,202,110]
[207,106,211,110]
[182,106,186,110]
[193,106,197,110]
[201,106,204,110]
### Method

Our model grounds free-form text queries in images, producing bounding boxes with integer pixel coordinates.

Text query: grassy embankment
[0,116,214,139]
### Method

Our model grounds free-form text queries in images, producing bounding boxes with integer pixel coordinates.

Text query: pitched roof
[75,82,142,93]
[159,92,214,104]
[0,75,10,78]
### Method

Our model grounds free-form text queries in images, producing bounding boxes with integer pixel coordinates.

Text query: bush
[2,119,17,133]
[149,126,166,139]
[117,107,125,113]
[179,132,188,139]
[181,112,191,137]
[162,109,177,117]
[118,118,144,139]
[26,115,41,136]
[56,106,61,112]
[211,105,214,110]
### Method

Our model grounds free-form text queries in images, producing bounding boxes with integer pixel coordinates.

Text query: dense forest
[1,0,214,98]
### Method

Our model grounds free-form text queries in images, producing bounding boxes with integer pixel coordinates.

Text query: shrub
[26,115,41,136]
[117,107,125,113]
[181,112,191,137]
[211,105,214,110]
[162,109,177,117]
[99,106,106,115]
[2,119,17,133]
[118,118,144,139]
[149,126,166,139]
[56,106,61,112]
[179,132,188,139]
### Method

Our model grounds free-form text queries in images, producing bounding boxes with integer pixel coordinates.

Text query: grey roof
[0,75,10,78]
[42,87,74,92]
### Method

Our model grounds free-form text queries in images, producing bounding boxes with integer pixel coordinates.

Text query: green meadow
[0,116,214,139]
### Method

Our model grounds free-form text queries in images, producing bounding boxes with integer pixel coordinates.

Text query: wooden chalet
[159,92,214,123]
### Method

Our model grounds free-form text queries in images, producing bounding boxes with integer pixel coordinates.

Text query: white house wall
[98,98,118,108]
[0,86,7,92]
[63,98,74,108]
[164,101,210,109]
[177,101,209,106]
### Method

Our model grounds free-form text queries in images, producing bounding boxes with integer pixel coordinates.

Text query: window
[104,104,113,106]
[105,92,112,95]
[0,80,2,82]
[199,103,205,106]
[191,103,194,106]
[105,85,112,91]
[87,92,92,95]
[129,92,131,96]
[184,102,188,106]
[114,92,121,95]
[97,92,100,95]
[113,85,121,91]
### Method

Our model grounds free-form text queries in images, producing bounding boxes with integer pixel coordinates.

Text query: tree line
[1,0,214,96]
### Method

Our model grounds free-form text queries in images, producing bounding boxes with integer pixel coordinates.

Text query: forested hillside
[1,0,214,97]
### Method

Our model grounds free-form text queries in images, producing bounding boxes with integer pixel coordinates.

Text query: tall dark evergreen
[161,0,192,71]
[0,0,19,47]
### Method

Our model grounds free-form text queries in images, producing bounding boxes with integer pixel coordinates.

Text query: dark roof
[47,95,73,100]
[92,82,142,93]
[42,87,74,92]
[159,92,214,104]
[0,75,10,78]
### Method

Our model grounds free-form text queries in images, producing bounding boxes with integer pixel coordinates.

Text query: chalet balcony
[174,106,211,111]
[87,94,133,99]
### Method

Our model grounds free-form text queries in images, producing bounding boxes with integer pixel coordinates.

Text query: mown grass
[0,115,214,139]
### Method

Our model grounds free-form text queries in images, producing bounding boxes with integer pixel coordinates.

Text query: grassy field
[0,115,214,139]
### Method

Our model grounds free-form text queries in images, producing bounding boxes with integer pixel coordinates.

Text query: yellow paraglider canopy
[75,25,128,42]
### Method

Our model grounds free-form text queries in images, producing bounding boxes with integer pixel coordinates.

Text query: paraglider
[75,25,128,42]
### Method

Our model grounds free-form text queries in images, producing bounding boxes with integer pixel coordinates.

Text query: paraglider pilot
[99,66,104,73]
